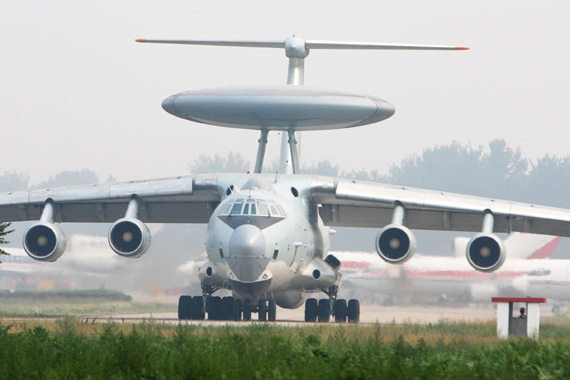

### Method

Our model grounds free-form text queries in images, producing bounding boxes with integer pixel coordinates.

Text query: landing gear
[347,299,360,323]
[304,297,360,323]
[305,298,318,322]
[268,300,277,322]
[334,299,347,323]
[258,299,267,321]
[317,299,330,322]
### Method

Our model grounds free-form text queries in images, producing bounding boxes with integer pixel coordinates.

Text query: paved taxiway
[77,304,557,325]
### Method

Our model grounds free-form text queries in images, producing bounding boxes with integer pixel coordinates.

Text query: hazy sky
[2,1,569,184]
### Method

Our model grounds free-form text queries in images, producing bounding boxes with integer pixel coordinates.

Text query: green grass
[1,318,570,379]
[0,290,176,317]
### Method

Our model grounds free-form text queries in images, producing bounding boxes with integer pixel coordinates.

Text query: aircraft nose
[226,224,270,282]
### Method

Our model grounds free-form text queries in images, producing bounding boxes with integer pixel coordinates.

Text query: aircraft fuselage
[199,175,339,309]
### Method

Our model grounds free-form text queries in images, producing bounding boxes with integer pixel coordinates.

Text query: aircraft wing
[0,175,224,224]
[312,177,570,237]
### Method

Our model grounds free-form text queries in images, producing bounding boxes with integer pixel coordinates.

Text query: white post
[527,303,540,339]
[496,302,509,339]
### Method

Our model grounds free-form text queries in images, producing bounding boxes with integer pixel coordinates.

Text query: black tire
[553,305,561,314]
[207,296,222,320]
[243,299,252,321]
[178,295,192,320]
[334,299,347,323]
[222,297,234,320]
[305,298,318,322]
[232,298,242,321]
[191,296,205,320]
[347,299,360,323]
[317,299,330,323]
[268,300,277,322]
[258,300,267,321]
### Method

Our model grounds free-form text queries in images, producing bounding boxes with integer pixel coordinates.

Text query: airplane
[334,233,563,306]
[1,36,570,323]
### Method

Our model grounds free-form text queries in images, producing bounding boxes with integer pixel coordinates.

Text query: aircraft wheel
[334,299,347,323]
[347,299,360,323]
[268,300,277,322]
[222,297,234,320]
[305,298,318,322]
[207,296,222,320]
[552,305,561,314]
[191,296,205,320]
[317,299,330,323]
[178,295,192,320]
[258,300,267,321]
[243,299,252,321]
[232,298,242,321]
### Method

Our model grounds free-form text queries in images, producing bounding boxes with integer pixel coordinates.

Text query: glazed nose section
[227,224,270,282]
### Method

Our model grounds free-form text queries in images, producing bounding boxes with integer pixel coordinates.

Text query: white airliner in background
[1,37,570,323]
[335,233,565,308]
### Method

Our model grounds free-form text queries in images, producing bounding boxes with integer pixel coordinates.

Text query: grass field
[1,317,570,379]
[0,290,176,317]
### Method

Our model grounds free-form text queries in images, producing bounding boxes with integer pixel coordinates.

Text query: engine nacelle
[375,224,416,264]
[23,222,67,262]
[466,233,506,272]
[108,218,151,258]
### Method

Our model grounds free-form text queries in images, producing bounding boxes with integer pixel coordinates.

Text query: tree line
[189,139,570,208]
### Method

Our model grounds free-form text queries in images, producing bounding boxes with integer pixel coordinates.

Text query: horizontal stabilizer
[136,38,469,51]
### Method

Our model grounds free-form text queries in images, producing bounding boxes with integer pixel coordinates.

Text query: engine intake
[23,222,67,262]
[108,218,151,258]
[466,233,506,272]
[376,224,416,264]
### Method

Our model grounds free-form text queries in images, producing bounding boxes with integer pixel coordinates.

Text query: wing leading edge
[311,177,570,237]
[0,175,224,224]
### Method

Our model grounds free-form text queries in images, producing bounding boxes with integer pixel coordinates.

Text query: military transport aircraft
[2,37,570,323]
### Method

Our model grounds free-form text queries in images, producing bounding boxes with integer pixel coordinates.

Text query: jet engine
[375,224,416,264]
[23,222,67,262]
[108,218,151,258]
[466,233,506,272]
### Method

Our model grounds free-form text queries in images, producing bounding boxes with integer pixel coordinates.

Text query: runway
[75,304,544,325]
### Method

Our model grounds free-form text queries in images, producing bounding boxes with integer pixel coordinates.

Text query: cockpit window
[257,201,269,216]
[230,201,243,215]
[222,198,286,217]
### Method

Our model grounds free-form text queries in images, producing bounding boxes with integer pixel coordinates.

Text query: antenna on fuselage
[136,37,468,174]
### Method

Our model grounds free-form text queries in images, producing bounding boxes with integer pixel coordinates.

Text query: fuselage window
[230,201,243,215]
[243,203,250,215]
[250,203,257,215]
[275,204,286,216]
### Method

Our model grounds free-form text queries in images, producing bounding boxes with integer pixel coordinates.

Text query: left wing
[311,177,570,236]
[0,174,225,224]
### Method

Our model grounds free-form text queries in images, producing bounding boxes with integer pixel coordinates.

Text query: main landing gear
[178,285,277,321]
[304,286,360,323]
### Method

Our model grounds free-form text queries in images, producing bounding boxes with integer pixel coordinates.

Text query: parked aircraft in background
[0,235,137,291]
[2,37,570,323]
[335,233,565,309]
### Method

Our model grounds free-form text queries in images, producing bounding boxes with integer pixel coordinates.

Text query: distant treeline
[189,139,570,208]
[3,139,569,209]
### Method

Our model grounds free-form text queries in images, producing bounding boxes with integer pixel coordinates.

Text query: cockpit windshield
[219,198,286,217]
